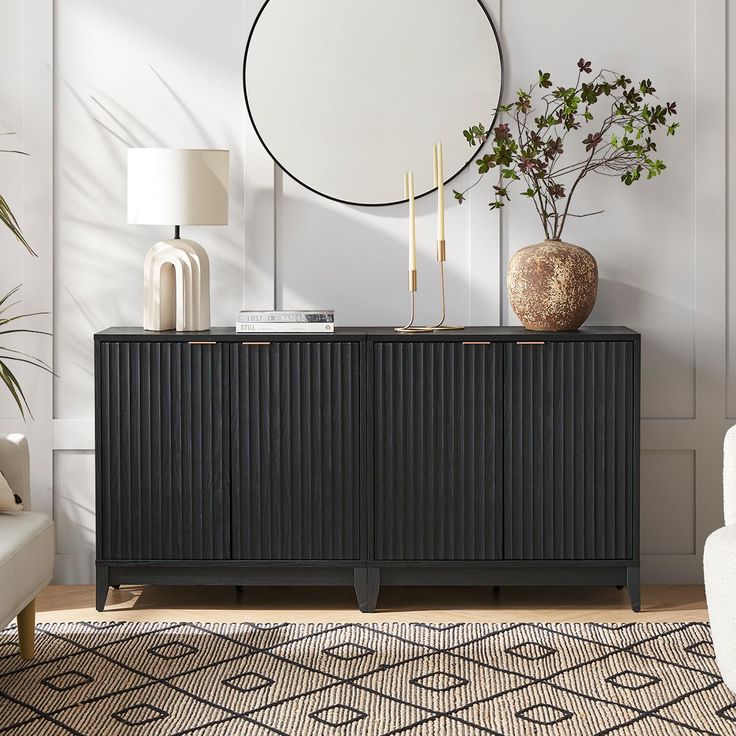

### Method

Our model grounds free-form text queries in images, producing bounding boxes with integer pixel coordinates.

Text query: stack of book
[236,310,335,333]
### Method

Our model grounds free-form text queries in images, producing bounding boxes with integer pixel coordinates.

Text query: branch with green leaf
[1,134,51,418]
[455,59,679,241]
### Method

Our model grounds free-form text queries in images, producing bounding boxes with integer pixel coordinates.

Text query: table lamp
[127,148,229,331]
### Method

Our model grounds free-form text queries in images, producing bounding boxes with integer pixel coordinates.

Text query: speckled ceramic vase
[507,239,598,331]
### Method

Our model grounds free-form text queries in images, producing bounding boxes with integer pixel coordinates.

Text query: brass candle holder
[395,269,433,333]
[394,150,463,333]
[431,239,464,331]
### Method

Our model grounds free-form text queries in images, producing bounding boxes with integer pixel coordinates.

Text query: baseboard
[641,554,704,584]
[53,553,94,584]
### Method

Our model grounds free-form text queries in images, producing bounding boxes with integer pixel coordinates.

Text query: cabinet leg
[354,567,380,613]
[627,566,641,613]
[96,567,109,612]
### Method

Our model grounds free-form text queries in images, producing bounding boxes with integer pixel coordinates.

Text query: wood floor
[36,585,708,625]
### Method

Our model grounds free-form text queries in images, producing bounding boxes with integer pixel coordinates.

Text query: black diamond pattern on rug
[323,642,375,661]
[309,704,368,727]
[505,640,557,661]
[410,671,470,693]
[147,640,198,661]
[40,669,94,693]
[111,703,168,726]
[516,702,574,725]
[684,640,717,660]
[0,621,734,735]
[222,671,275,694]
[605,669,662,691]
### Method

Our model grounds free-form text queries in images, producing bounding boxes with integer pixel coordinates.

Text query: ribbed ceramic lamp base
[143,238,211,331]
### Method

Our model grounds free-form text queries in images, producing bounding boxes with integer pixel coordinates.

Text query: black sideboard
[94,326,640,612]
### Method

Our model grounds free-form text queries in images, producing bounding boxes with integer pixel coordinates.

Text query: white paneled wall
[502,1,697,421]
[0,0,53,522]
[0,0,729,583]
[0,1,25,421]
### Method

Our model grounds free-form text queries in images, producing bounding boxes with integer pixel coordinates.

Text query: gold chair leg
[17,598,35,660]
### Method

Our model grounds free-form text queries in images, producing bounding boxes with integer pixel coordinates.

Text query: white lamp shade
[127,148,229,226]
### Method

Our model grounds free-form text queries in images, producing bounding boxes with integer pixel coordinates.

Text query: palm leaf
[0,285,51,419]
[0,355,55,375]
[0,284,21,308]
[0,361,30,419]
[0,346,53,371]
[0,299,21,315]
[0,145,34,256]
[0,313,52,328]
[0,194,36,256]
[0,328,53,338]
[0,289,51,330]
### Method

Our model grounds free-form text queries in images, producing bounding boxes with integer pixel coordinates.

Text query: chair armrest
[0,434,31,510]
[724,426,736,526]
[704,523,736,692]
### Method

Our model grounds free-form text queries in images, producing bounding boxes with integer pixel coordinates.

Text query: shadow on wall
[56,71,246,416]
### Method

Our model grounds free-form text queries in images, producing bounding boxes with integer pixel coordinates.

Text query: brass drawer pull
[242,341,271,346]
[188,341,216,345]
[462,341,491,345]
[516,341,545,345]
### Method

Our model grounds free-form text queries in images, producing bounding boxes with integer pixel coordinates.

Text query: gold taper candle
[405,170,416,271]
[437,142,445,241]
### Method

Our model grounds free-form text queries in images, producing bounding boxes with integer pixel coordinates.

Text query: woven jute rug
[0,621,735,735]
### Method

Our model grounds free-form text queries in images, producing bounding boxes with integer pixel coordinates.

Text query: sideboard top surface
[96,326,640,342]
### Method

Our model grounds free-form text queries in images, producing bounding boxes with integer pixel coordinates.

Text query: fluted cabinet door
[97,342,230,560]
[231,341,361,560]
[374,341,503,560]
[504,341,634,560]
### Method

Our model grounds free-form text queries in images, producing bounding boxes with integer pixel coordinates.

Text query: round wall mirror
[243,0,503,206]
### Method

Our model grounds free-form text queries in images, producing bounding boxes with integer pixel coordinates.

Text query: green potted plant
[456,59,679,331]
[1,137,50,417]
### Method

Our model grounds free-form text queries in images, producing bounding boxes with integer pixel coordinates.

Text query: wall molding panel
[52,419,94,451]
[243,0,276,311]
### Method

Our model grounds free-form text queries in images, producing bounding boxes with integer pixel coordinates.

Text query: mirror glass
[244,0,502,206]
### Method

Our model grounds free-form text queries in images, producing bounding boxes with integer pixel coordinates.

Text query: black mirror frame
[242,0,504,208]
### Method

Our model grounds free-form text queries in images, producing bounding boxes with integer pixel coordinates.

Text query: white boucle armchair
[0,434,54,659]
[704,425,736,693]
